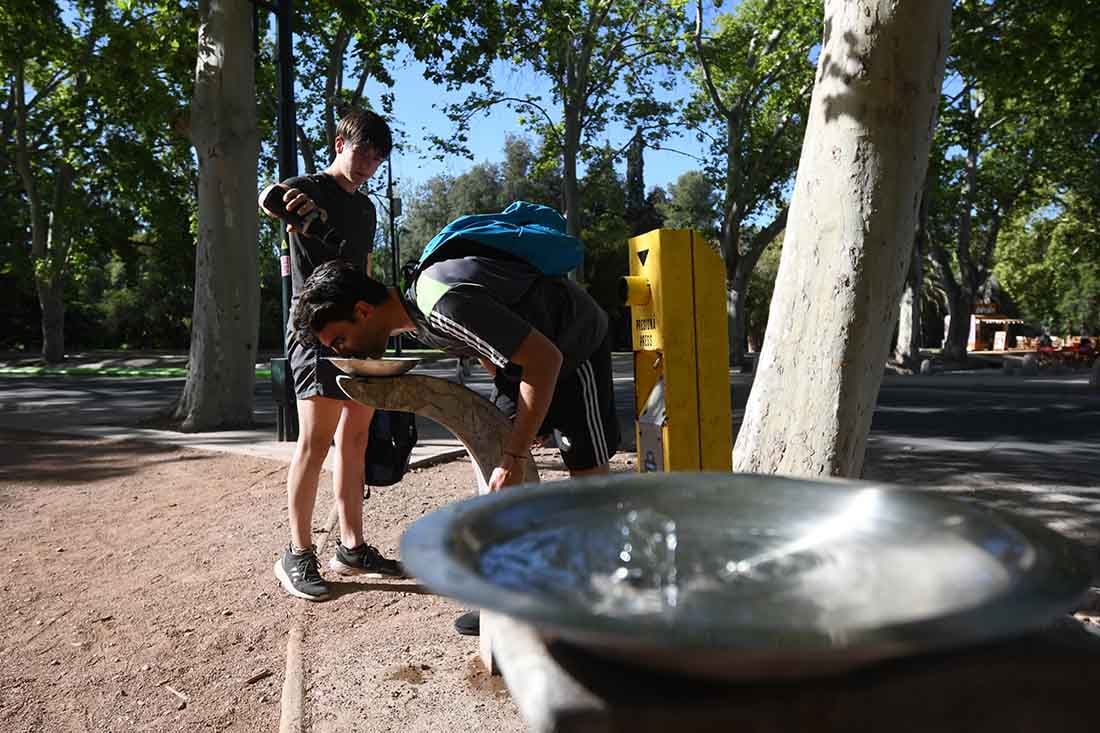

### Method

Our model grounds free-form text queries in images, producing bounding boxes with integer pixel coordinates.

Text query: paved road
[2,360,1097,481]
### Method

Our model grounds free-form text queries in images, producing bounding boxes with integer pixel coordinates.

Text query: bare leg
[333,400,374,548]
[287,397,343,550]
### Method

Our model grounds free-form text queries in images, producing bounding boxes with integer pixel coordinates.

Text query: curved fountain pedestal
[338,375,555,680]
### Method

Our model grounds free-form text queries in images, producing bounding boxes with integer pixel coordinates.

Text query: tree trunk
[894,264,919,368]
[894,172,931,368]
[726,272,749,367]
[37,277,66,363]
[727,209,787,367]
[14,60,71,363]
[176,0,260,432]
[942,287,974,363]
[732,0,951,479]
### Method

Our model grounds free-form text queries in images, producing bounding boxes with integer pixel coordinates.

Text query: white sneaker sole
[327,556,391,578]
[274,558,330,601]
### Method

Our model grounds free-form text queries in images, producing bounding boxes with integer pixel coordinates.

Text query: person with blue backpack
[290,202,621,634]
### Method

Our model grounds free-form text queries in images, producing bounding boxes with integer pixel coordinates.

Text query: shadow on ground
[0,430,205,485]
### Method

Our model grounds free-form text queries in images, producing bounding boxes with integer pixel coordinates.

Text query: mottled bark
[175,0,260,431]
[733,0,951,478]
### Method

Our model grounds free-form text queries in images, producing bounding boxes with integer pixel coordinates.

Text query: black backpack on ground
[365,410,418,487]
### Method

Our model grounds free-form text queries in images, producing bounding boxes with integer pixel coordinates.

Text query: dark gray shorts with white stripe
[490,334,620,471]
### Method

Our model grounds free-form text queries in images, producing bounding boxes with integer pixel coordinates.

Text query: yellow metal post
[625,229,731,472]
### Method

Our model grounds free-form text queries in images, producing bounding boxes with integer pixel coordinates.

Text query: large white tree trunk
[733,0,951,478]
[175,0,260,431]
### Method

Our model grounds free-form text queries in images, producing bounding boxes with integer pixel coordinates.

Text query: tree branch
[694,0,732,120]
[742,204,788,270]
[296,123,317,174]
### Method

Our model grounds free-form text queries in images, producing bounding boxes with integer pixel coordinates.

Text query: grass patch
[0,351,452,379]
[0,366,276,379]
[0,366,188,378]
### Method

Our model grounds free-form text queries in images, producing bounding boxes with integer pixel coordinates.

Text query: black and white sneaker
[275,545,330,601]
[328,541,406,578]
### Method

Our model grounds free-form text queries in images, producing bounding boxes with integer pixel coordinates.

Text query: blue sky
[353,51,708,200]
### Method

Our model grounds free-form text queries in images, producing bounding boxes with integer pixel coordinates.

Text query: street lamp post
[386,160,402,355]
[253,0,298,441]
[274,0,297,349]
[251,0,297,349]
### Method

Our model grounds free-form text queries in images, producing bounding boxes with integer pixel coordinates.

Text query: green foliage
[578,147,632,347]
[2,1,199,353]
[431,1,689,155]
[657,170,720,239]
[928,0,1100,349]
[291,0,508,168]
[949,0,1100,209]
[744,232,782,350]
[686,0,818,232]
[399,135,562,265]
[994,199,1100,335]
[428,1,690,241]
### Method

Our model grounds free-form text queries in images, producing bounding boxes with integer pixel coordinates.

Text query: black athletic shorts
[287,332,348,401]
[491,333,619,471]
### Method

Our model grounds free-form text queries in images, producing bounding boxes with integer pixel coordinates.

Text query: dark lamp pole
[386,160,402,355]
[275,0,297,353]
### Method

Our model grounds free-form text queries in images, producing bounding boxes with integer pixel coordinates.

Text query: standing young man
[264,109,403,602]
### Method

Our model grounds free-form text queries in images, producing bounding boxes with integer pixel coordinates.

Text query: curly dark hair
[335,108,393,158]
[291,261,389,345]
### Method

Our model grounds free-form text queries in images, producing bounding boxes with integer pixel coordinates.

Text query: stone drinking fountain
[337,364,1099,733]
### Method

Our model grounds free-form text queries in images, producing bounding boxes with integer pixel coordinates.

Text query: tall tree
[657,170,720,239]
[733,0,951,478]
[688,0,819,365]
[500,134,563,209]
[930,93,1033,362]
[290,1,509,171]
[433,0,687,277]
[929,0,1097,361]
[8,1,87,362]
[174,0,259,431]
[400,134,562,264]
[994,197,1100,336]
[893,168,934,368]
[291,0,398,170]
[4,1,195,362]
[623,127,662,236]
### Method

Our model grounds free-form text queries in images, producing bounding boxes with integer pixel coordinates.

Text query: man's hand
[259,185,328,235]
[487,452,529,491]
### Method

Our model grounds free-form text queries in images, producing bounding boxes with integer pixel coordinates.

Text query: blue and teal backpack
[415,201,583,277]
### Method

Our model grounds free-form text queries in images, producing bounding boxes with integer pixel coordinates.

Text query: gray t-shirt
[404,243,608,377]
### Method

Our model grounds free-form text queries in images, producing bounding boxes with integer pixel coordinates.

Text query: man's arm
[489,328,562,491]
[418,283,559,490]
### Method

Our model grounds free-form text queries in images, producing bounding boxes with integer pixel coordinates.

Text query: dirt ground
[0,430,635,732]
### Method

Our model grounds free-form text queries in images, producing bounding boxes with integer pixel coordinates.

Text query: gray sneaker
[328,541,405,578]
[275,545,330,601]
